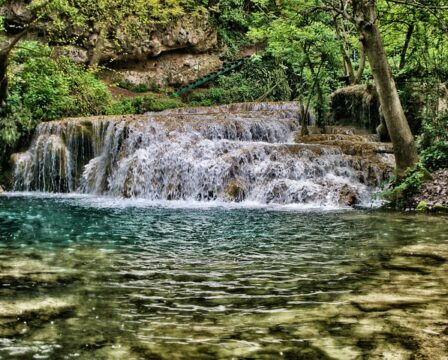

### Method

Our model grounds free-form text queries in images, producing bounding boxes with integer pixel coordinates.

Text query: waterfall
[12,102,393,206]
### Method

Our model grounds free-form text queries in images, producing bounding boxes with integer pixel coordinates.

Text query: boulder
[338,184,359,206]
[224,179,246,202]
[330,84,381,133]
[109,52,223,88]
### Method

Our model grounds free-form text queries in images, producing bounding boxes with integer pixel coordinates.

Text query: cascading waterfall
[12,102,393,206]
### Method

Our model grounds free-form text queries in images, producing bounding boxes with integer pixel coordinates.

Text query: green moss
[416,200,428,212]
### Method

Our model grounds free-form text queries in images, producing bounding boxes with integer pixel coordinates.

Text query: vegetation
[419,112,448,171]
[0,41,110,151]
[187,57,292,105]
[0,0,447,194]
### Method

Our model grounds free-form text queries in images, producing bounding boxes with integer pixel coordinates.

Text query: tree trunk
[0,51,9,107]
[89,25,106,68]
[399,24,414,70]
[0,29,31,108]
[334,17,365,85]
[334,19,355,83]
[352,0,418,177]
[353,41,366,84]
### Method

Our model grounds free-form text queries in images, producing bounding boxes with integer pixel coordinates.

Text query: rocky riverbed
[1,241,447,359]
[414,169,448,212]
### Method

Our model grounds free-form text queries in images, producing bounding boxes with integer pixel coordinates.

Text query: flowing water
[11,103,393,207]
[1,194,447,359]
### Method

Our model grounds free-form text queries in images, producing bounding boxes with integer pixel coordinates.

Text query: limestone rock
[111,16,217,63]
[339,184,359,206]
[330,84,381,132]
[1,5,218,71]
[53,46,89,64]
[0,298,75,320]
[110,52,223,88]
[224,179,246,202]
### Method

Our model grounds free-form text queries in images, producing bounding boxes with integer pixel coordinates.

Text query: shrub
[0,41,111,147]
[106,95,182,115]
[380,164,432,209]
[185,57,292,105]
[418,112,448,171]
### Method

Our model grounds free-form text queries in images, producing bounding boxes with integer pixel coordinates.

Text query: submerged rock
[350,294,427,312]
[0,258,79,287]
[0,297,75,337]
[0,298,75,319]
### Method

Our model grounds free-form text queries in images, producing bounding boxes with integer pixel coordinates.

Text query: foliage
[380,164,432,209]
[208,0,252,57]
[418,112,448,171]
[113,77,161,94]
[187,57,292,105]
[106,94,182,115]
[0,41,111,146]
[378,0,448,78]
[247,0,344,124]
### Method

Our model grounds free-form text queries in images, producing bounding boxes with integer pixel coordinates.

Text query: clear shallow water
[0,194,447,359]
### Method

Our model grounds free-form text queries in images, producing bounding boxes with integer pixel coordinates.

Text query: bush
[105,94,182,115]
[380,164,432,209]
[0,41,111,147]
[186,57,292,105]
[115,78,161,93]
[418,112,448,171]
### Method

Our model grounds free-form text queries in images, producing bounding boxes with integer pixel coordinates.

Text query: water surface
[1,194,447,359]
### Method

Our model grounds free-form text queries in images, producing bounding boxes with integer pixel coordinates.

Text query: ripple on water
[0,194,447,359]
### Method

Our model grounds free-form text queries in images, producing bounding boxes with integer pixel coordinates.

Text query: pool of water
[0,194,447,359]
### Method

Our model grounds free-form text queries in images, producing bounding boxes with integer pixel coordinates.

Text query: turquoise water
[1,194,447,359]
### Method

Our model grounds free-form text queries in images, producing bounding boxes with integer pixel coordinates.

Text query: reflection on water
[0,194,447,359]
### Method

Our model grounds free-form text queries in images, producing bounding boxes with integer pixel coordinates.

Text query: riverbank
[414,169,448,212]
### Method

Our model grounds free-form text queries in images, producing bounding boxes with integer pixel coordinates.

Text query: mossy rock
[416,200,428,212]
[433,203,448,213]
[224,180,246,202]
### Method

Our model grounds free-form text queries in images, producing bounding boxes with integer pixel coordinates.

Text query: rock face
[330,85,382,133]
[111,16,217,62]
[1,3,217,63]
[1,3,218,89]
[109,52,223,88]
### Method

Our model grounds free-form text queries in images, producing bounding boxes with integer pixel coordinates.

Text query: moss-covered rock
[330,84,381,133]
[416,200,428,212]
[224,179,246,202]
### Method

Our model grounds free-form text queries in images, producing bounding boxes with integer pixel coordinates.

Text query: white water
[12,102,392,207]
